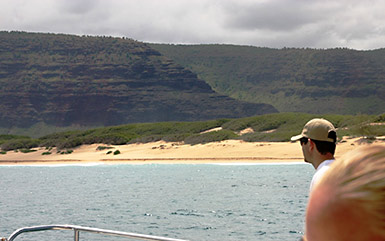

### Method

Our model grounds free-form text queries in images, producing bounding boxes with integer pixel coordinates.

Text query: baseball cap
[291,118,337,143]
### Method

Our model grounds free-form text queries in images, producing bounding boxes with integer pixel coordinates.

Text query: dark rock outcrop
[0,32,277,128]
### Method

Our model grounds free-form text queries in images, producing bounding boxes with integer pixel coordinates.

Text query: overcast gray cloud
[222,0,328,31]
[1,0,385,50]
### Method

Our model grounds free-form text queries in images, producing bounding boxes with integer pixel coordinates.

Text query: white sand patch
[238,127,254,135]
[200,127,223,134]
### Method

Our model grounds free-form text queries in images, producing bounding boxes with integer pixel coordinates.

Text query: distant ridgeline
[150,44,385,115]
[0,31,277,131]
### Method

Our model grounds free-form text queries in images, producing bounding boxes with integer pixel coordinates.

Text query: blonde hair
[318,145,385,237]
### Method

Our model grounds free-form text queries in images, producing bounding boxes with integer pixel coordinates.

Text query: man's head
[304,145,385,241]
[291,118,337,167]
[291,118,337,143]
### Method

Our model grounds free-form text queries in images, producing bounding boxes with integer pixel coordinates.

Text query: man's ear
[309,139,315,150]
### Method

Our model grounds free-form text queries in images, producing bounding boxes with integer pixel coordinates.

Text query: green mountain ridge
[150,44,385,115]
[1,31,384,138]
[0,31,277,136]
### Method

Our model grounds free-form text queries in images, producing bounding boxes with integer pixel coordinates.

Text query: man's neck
[313,154,334,169]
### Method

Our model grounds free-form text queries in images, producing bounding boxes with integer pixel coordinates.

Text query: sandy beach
[1,136,384,165]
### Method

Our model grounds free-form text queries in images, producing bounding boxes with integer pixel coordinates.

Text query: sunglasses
[300,137,309,145]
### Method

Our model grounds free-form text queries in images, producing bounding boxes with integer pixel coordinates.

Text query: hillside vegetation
[0,31,276,134]
[1,113,384,152]
[150,44,385,115]
[1,31,385,139]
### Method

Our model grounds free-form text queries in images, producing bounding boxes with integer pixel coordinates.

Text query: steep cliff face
[151,44,385,115]
[0,32,277,128]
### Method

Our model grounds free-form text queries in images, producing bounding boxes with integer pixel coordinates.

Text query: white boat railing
[1,224,189,241]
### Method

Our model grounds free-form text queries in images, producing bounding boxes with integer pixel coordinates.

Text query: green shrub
[10,112,384,149]
[34,119,228,147]
[96,145,114,151]
[222,112,310,132]
[113,150,121,155]
[39,140,58,149]
[349,124,385,138]
[129,135,162,144]
[60,150,73,155]
[184,130,238,145]
[56,137,83,149]
[162,133,190,142]
[374,113,385,122]
[20,149,37,153]
[0,134,30,141]
[1,139,40,151]
[239,131,295,142]
[0,151,6,155]
[83,133,129,145]
[42,151,52,155]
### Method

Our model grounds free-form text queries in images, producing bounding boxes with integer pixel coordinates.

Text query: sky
[1,0,385,50]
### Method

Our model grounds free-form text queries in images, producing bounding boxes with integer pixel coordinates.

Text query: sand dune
[0,137,384,165]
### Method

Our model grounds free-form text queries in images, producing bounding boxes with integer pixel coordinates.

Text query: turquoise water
[0,163,313,240]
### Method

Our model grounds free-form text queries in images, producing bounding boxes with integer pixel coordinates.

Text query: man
[291,118,337,191]
[303,145,385,241]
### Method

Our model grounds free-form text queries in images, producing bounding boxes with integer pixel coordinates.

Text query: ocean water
[0,163,313,241]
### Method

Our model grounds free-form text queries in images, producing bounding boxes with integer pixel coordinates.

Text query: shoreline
[0,157,305,166]
[1,137,384,166]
